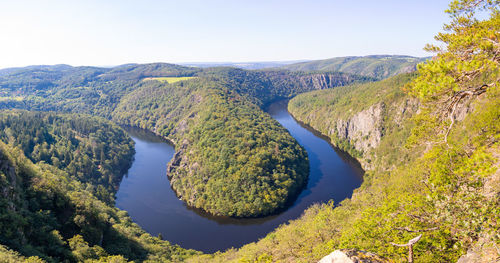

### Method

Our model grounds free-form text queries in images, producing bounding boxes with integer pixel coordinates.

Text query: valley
[0,0,498,260]
[115,101,362,253]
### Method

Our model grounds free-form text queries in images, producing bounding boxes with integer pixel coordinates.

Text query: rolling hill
[279,55,428,79]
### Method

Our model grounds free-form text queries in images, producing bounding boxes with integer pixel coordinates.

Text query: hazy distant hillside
[180,61,307,70]
[0,63,199,88]
[280,55,428,79]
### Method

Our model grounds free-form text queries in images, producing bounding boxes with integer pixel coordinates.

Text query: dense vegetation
[0,110,134,204]
[279,55,427,79]
[112,77,310,217]
[0,63,369,217]
[0,123,198,262]
[0,63,200,118]
[288,73,418,166]
[110,67,371,216]
[189,1,499,261]
[200,67,373,106]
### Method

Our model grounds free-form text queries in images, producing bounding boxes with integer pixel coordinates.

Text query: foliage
[0,245,44,262]
[0,140,199,262]
[289,73,418,166]
[410,0,499,140]
[112,78,310,217]
[0,110,134,204]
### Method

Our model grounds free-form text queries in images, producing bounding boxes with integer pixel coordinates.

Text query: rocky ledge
[318,249,391,263]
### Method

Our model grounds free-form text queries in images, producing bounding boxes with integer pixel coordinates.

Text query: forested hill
[0,62,371,218]
[0,63,200,118]
[279,55,428,79]
[199,67,374,106]
[0,63,369,116]
[110,68,370,217]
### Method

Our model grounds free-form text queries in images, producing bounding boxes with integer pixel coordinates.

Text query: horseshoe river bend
[115,100,363,253]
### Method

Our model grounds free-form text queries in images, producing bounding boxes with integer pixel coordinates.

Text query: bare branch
[394,226,439,233]
[390,234,423,247]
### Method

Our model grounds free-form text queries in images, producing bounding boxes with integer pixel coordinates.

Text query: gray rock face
[318,249,391,263]
[0,153,19,211]
[456,236,500,263]
[297,73,359,91]
[332,103,385,154]
[166,139,190,181]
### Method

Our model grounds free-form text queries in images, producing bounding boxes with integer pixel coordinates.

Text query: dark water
[115,100,363,253]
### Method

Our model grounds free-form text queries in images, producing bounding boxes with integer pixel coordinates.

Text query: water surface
[115,100,363,253]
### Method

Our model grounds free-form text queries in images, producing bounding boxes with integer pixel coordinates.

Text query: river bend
[115,100,363,253]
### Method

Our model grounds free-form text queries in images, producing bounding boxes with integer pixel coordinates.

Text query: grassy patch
[142,76,196,83]
[0,96,24,101]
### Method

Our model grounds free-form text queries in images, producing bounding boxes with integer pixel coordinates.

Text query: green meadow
[142,76,196,83]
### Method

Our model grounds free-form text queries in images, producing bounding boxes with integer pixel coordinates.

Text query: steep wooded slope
[0,110,134,204]
[288,73,419,169]
[0,115,198,262]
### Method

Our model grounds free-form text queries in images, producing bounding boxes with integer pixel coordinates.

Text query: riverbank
[115,100,363,252]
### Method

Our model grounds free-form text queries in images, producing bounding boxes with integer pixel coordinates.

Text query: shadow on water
[115,100,363,253]
[122,126,174,145]
[288,109,365,181]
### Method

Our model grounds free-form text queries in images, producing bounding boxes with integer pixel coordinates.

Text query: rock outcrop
[0,151,20,211]
[456,237,500,263]
[166,139,190,180]
[298,73,358,91]
[322,97,419,169]
[318,249,391,263]
[457,146,500,263]
[332,103,385,154]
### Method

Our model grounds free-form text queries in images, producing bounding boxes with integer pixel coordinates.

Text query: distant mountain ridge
[179,61,307,70]
[0,55,427,77]
[279,55,429,79]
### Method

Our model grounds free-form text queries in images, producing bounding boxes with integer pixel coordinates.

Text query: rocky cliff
[288,73,420,170]
[296,73,362,91]
[332,103,385,154]
[0,150,20,214]
[329,98,419,168]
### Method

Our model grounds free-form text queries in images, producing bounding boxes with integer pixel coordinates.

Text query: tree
[410,0,499,141]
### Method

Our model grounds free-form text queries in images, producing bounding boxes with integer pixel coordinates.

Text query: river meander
[115,100,363,253]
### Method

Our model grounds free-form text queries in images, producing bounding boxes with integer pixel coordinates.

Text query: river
[115,100,363,253]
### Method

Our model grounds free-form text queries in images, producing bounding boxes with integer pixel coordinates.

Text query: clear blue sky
[0,0,452,69]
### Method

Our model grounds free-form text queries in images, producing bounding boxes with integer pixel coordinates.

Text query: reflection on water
[115,101,363,253]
